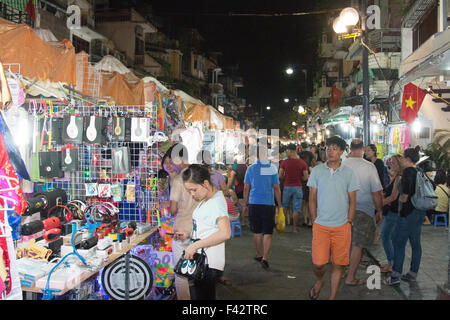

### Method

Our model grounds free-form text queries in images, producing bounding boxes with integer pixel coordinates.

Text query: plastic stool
[433,213,448,228]
[230,219,242,238]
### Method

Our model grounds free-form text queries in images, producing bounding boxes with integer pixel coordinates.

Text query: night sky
[131,0,350,126]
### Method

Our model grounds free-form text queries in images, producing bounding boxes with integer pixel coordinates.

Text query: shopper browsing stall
[174,164,231,300]
[169,143,199,300]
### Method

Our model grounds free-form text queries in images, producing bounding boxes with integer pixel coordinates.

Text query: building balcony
[209,83,224,94]
[399,27,450,80]
[368,52,401,70]
[367,29,401,53]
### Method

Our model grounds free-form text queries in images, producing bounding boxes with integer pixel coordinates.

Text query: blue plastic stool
[230,219,242,238]
[433,213,448,228]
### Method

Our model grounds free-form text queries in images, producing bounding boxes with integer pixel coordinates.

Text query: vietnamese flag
[330,86,342,108]
[401,82,426,124]
[26,0,36,22]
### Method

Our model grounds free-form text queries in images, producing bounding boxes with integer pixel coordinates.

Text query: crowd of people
[159,135,449,300]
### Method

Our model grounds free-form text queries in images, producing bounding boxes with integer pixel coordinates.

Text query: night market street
[217,222,448,300]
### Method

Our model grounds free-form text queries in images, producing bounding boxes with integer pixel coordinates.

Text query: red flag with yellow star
[401,82,426,124]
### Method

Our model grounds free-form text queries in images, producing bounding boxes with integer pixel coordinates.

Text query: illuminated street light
[284,98,290,103]
[298,105,305,114]
[340,7,359,26]
[292,121,297,126]
[266,106,271,110]
[286,67,294,75]
[333,17,348,34]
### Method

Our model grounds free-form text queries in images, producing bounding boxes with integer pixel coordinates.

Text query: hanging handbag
[174,246,209,281]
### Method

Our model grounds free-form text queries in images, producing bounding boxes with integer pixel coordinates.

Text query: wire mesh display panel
[32,101,160,226]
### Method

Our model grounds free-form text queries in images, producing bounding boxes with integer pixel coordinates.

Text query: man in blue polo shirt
[307,136,359,300]
[243,141,282,270]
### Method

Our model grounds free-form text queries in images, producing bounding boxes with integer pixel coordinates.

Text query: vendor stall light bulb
[412,120,421,133]
[13,119,30,146]
[326,129,331,135]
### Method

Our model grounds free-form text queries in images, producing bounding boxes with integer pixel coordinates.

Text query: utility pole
[361,0,370,146]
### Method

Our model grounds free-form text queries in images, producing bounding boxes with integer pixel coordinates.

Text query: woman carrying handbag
[174,164,231,300]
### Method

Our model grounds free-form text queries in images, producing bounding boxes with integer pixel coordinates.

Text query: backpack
[411,167,438,211]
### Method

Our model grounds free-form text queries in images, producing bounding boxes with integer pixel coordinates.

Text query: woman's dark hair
[367,144,377,156]
[403,147,420,164]
[434,170,447,185]
[326,136,346,151]
[158,169,169,179]
[182,164,212,186]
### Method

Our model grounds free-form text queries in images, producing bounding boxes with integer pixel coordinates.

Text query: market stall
[0,27,174,300]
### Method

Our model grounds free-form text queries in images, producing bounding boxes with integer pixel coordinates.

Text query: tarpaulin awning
[0,19,76,85]
[184,104,211,123]
[100,71,144,106]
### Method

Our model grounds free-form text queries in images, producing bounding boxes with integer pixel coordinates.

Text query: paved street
[216,222,448,300]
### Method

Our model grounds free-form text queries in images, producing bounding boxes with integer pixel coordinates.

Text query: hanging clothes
[400,125,412,152]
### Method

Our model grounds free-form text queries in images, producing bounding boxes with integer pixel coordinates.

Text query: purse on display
[111,146,131,174]
[63,115,83,144]
[39,151,64,178]
[61,148,78,172]
[174,246,209,281]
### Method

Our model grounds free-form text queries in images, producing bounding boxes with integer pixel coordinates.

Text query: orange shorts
[312,222,352,266]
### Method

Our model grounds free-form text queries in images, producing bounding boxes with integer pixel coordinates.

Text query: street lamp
[266,106,271,110]
[298,105,305,114]
[286,67,294,75]
[333,2,370,146]
[284,98,290,103]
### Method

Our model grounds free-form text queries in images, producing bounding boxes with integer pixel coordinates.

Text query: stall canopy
[100,72,144,106]
[0,19,76,85]
[75,53,144,105]
[184,104,211,123]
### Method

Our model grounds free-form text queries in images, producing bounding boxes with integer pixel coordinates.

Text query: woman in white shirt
[174,164,231,300]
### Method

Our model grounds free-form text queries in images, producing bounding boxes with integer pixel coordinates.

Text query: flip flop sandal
[345,278,366,286]
[308,285,319,300]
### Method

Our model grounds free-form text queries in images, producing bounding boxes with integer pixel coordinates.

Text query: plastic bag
[276,207,285,234]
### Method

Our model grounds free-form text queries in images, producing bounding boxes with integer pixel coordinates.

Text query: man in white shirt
[343,139,383,285]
